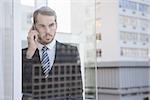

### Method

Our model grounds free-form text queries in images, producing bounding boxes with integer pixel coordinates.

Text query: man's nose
[45,26,51,33]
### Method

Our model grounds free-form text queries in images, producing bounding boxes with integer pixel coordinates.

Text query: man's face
[35,14,57,45]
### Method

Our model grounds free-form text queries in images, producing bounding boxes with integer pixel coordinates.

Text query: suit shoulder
[22,47,28,51]
[22,47,28,57]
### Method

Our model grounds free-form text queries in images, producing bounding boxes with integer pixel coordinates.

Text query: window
[143,97,149,100]
[139,3,149,12]
[60,66,64,74]
[60,77,64,81]
[41,91,46,94]
[21,0,34,6]
[34,79,39,83]
[54,66,58,74]
[54,77,58,81]
[48,85,52,88]
[119,0,137,11]
[34,67,39,76]
[66,77,70,81]
[96,49,101,57]
[48,0,71,33]
[41,85,46,89]
[72,66,76,74]
[66,66,70,74]
[54,84,58,88]
[41,78,46,82]
[96,33,101,40]
[34,86,39,89]
[60,84,64,87]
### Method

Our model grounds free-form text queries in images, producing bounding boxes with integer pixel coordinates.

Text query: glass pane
[48,0,71,33]
[21,0,35,6]
[21,0,96,100]
[97,0,150,100]
[0,0,13,100]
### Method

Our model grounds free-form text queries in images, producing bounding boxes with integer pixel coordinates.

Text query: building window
[72,65,76,74]
[96,33,101,40]
[34,67,39,76]
[41,78,46,82]
[66,77,70,81]
[54,66,58,74]
[96,49,101,57]
[41,85,46,89]
[34,86,39,89]
[54,77,58,81]
[34,79,39,83]
[54,84,58,88]
[41,91,46,94]
[143,97,149,100]
[60,83,64,87]
[48,85,52,88]
[60,66,64,74]
[60,77,64,81]
[48,78,52,82]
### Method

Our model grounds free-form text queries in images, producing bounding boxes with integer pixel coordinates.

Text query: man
[22,7,83,100]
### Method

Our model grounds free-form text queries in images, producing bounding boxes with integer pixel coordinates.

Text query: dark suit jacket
[22,41,83,100]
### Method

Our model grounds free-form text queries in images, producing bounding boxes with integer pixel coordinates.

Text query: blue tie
[41,46,50,78]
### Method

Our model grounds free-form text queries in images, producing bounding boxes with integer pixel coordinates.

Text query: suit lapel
[53,41,59,64]
[32,49,41,63]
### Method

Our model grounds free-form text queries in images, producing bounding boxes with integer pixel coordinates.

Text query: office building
[96,0,150,100]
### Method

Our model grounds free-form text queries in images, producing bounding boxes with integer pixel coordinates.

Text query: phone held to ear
[32,25,36,40]
[32,24,35,30]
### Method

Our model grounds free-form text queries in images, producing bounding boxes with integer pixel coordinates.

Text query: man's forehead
[36,14,55,23]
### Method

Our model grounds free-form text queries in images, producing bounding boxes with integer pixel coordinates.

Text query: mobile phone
[32,24,35,30]
[32,24,36,40]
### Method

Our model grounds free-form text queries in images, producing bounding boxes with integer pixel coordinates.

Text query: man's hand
[26,27,39,59]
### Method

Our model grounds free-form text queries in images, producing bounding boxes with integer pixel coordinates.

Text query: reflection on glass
[48,0,71,33]
[21,0,35,6]
[22,5,83,100]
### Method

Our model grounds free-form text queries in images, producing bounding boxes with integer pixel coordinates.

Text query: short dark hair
[33,6,57,24]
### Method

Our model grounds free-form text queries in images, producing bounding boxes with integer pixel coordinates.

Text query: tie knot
[42,46,48,52]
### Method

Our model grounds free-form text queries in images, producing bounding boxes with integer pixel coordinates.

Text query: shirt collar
[37,38,56,51]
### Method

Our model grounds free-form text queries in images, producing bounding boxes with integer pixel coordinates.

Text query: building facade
[96,0,150,100]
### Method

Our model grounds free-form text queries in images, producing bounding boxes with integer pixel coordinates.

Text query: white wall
[121,95,142,100]
[13,0,22,99]
[0,0,4,99]
[120,68,149,88]
[99,0,120,61]
[0,0,13,100]
[97,68,119,88]
[98,94,120,100]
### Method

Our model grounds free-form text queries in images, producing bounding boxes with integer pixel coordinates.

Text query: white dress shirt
[37,39,56,69]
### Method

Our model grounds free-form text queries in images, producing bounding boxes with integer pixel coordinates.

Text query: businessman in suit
[22,7,83,100]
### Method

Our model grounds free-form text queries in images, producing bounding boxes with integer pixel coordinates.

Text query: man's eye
[41,25,45,27]
[49,23,54,27]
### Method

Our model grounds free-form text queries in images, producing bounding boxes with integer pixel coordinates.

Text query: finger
[27,31,34,40]
[28,26,34,34]
[34,32,38,41]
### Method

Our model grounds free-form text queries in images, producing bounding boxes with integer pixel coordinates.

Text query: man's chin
[38,38,54,45]
[38,40,52,45]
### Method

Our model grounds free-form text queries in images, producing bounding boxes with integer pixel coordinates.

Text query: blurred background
[0,0,150,100]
